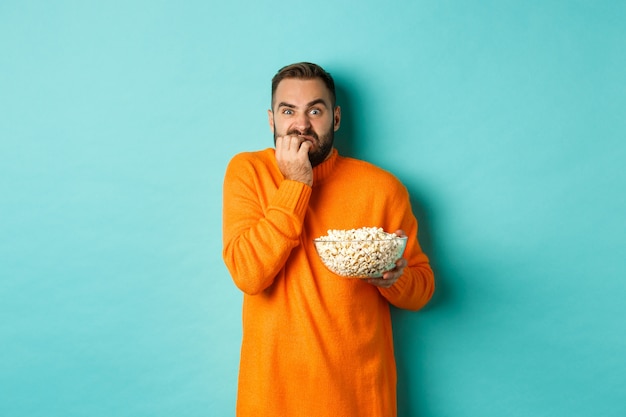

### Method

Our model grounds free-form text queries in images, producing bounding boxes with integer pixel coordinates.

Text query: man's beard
[274,126,334,168]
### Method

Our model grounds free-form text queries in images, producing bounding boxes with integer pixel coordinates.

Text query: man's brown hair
[271,62,336,109]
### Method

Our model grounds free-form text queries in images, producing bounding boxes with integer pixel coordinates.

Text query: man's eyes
[280,108,322,116]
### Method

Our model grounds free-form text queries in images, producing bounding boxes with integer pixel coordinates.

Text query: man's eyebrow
[306,98,329,108]
[277,99,329,109]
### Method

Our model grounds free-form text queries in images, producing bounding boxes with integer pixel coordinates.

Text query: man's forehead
[273,78,332,106]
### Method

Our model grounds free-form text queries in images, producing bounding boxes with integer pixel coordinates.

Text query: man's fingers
[288,135,303,150]
[274,135,314,186]
[276,135,307,152]
[298,140,312,154]
[276,136,312,159]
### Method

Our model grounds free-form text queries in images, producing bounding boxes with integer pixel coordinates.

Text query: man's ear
[268,109,275,133]
[333,106,341,132]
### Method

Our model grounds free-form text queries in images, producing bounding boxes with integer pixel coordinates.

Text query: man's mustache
[287,129,318,140]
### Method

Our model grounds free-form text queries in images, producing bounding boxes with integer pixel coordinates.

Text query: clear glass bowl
[313,236,407,278]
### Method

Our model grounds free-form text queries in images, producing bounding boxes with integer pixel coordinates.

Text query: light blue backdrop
[1,1,624,416]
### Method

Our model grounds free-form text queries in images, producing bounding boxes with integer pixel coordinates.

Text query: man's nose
[294,113,311,132]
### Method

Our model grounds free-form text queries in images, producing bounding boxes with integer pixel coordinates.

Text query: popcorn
[313,227,407,278]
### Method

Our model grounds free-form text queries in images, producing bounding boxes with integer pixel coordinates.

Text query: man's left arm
[377,243,435,311]
[370,181,435,310]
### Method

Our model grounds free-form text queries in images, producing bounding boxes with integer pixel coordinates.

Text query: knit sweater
[222,147,435,417]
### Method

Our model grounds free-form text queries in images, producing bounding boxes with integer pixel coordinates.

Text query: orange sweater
[222,148,434,417]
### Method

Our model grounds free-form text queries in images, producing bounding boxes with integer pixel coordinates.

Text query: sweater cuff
[273,179,312,220]
[378,272,410,303]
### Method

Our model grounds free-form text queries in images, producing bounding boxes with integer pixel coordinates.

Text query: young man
[222,62,435,417]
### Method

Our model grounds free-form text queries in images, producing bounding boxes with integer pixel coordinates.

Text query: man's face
[269,78,341,167]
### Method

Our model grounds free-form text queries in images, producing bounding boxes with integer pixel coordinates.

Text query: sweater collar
[312,148,339,185]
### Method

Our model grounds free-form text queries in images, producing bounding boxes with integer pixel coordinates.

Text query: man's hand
[365,258,408,288]
[366,230,408,289]
[275,135,313,187]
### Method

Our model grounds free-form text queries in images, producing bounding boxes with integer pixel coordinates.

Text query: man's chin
[309,149,332,167]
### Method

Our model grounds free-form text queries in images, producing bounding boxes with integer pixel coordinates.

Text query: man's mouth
[298,134,316,143]
[289,129,318,143]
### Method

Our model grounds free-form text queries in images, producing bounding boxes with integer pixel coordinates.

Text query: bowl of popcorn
[313,227,408,278]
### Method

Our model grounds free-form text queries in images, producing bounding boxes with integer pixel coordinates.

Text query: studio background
[1,1,624,416]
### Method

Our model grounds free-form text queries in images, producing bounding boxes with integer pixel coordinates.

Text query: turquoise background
[1,1,624,416]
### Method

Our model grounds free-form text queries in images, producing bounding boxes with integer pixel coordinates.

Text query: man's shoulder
[227,148,275,169]
[338,155,399,182]
[335,156,409,199]
[229,148,274,162]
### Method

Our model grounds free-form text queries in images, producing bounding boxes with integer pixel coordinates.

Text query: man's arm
[374,184,435,310]
[222,141,312,295]
[377,247,435,311]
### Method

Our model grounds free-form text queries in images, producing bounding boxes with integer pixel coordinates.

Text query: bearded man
[222,62,435,417]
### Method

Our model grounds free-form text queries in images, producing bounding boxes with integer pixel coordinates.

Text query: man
[222,62,435,417]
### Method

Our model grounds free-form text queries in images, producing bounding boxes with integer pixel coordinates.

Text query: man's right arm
[222,153,312,295]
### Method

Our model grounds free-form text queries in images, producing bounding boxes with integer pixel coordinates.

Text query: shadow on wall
[393,187,448,417]
[334,73,450,417]
[333,82,358,159]
[409,188,447,311]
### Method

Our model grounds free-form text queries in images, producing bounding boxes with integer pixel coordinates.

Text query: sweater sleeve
[377,179,435,310]
[222,152,311,295]
[378,243,435,311]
